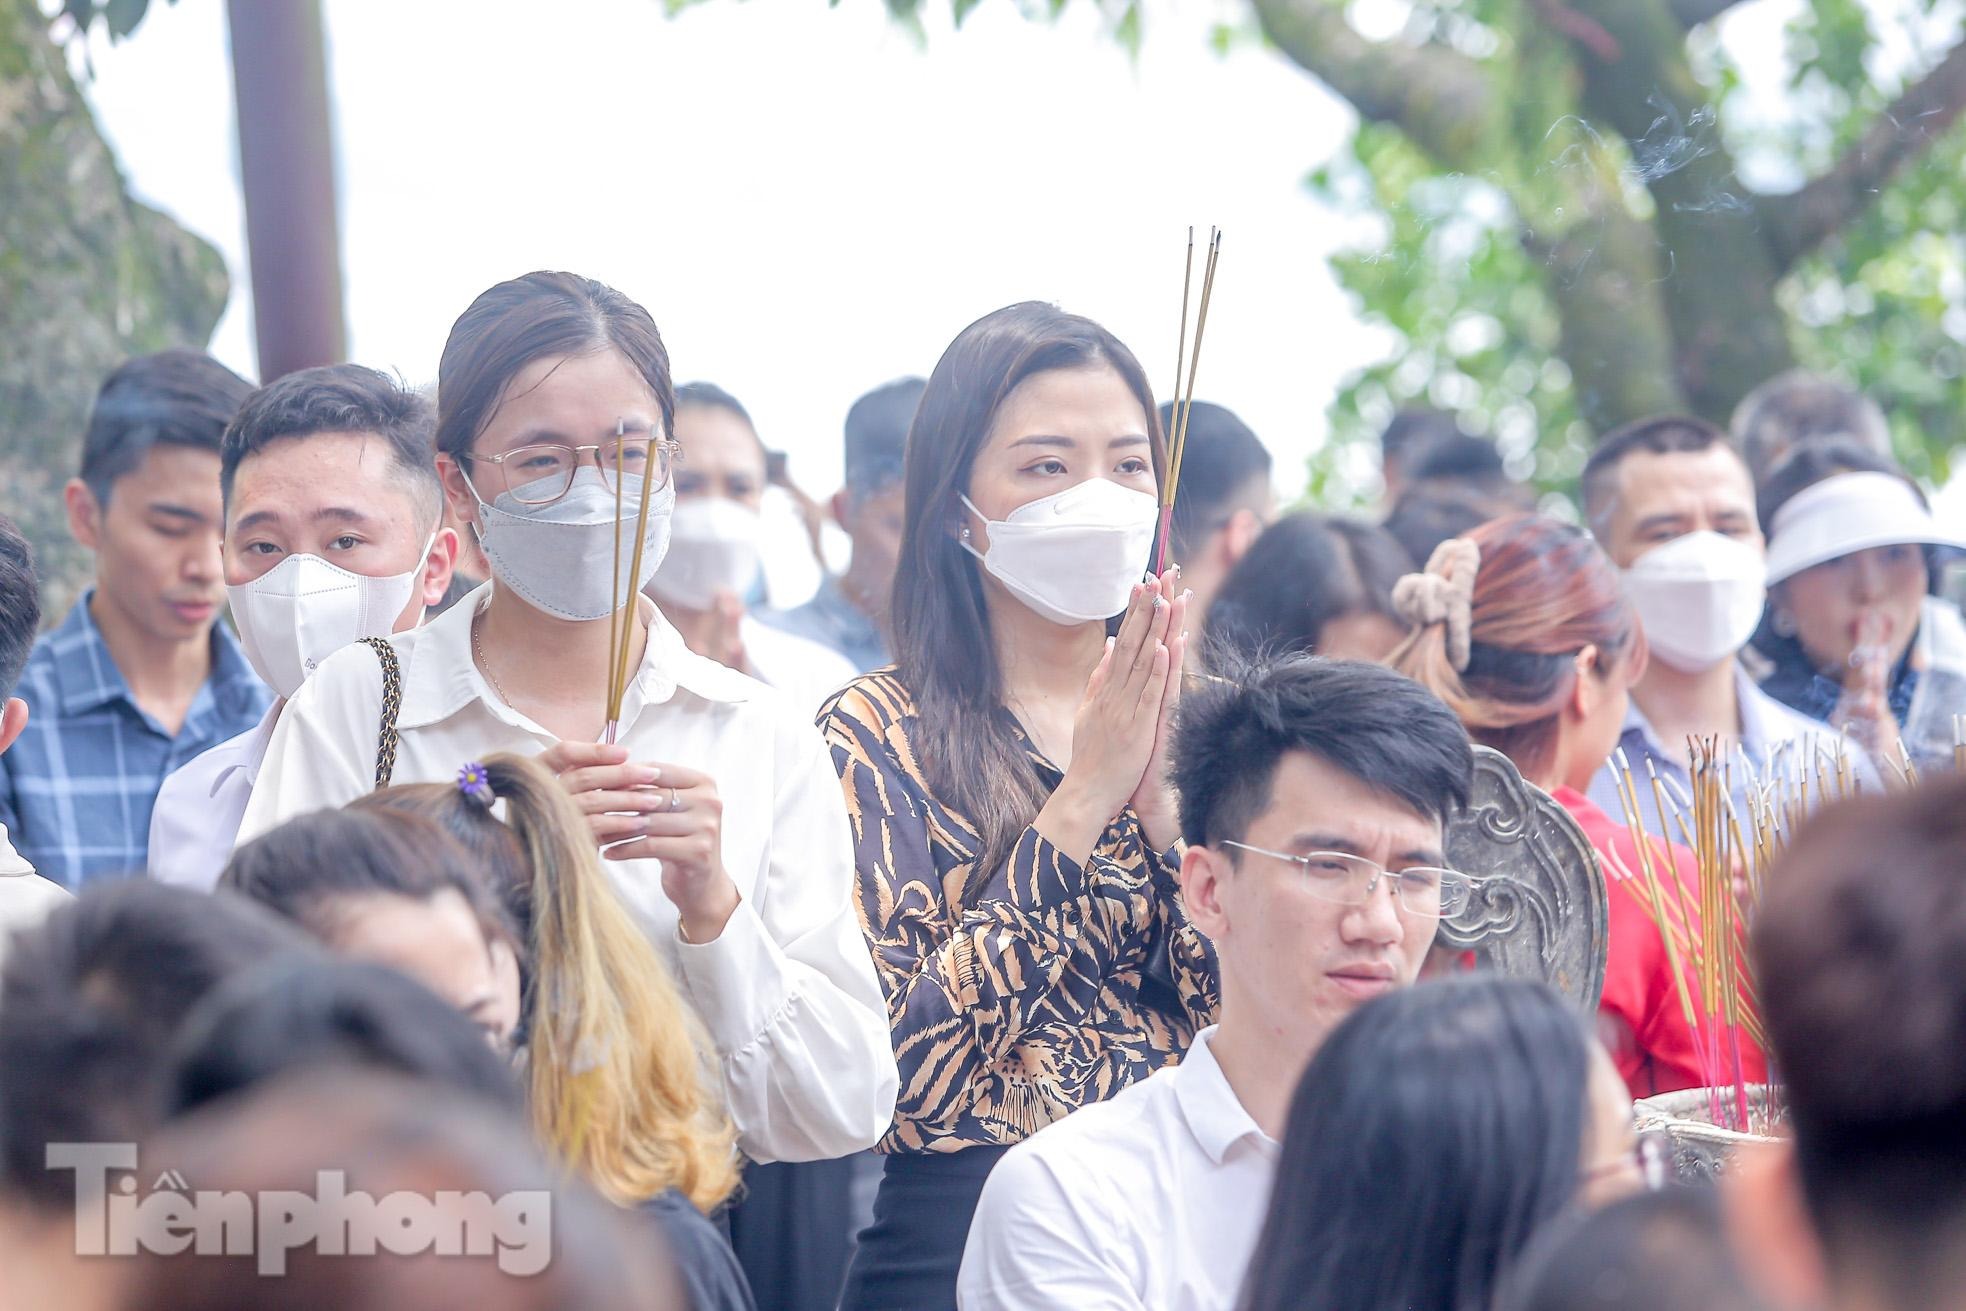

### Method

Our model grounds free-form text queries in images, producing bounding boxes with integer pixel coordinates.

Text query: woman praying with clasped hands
[818,301,1219,1310]
[236,271,896,1169]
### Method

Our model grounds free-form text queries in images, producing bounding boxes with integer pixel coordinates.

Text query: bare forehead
[674,403,766,474]
[1257,750,1444,852]
[479,351,660,445]
[983,365,1150,451]
[1614,445,1755,515]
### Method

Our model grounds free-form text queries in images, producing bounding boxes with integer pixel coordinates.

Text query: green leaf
[1114,2,1141,58]
[953,0,982,25]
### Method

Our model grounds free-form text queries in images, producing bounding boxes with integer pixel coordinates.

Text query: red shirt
[1552,787,1769,1098]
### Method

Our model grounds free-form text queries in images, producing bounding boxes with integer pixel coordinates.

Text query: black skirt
[838,1146,1011,1311]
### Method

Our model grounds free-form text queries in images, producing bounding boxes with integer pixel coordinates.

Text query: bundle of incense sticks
[1602,736,1884,1134]
[603,420,657,744]
[1955,714,1965,774]
[1154,227,1223,577]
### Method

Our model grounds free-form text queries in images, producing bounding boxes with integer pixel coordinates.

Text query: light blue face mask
[467,466,676,622]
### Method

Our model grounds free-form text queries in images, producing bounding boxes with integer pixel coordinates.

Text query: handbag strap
[356,636,403,790]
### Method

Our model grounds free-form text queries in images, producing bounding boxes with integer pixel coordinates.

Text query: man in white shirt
[958,657,1477,1311]
[647,382,858,714]
[1576,415,1875,835]
[0,517,69,967]
[147,365,457,889]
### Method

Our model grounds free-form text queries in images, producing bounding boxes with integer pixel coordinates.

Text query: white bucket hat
[1764,471,1966,586]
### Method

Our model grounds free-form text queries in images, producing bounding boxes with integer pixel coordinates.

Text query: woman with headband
[1752,439,1966,775]
[236,271,896,1171]
[1389,514,1767,1096]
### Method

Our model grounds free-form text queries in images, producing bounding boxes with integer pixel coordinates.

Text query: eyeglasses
[1219,842,1473,918]
[1582,1130,1673,1193]
[462,430,682,506]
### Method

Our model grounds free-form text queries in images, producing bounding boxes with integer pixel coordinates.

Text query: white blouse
[236,583,898,1164]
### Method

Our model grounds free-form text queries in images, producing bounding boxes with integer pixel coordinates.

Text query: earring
[960,527,972,540]
[1772,609,1797,638]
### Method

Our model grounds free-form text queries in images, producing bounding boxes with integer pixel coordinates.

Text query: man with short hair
[0,352,269,887]
[1579,415,1872,838]
[957,655,1474,1310]
[146,363,458,890]
[1732,778,1966,1311]
[764,377,926,673]
[1156,400,1274,629]
[0,518,69,963]
[1731,368,1891,485]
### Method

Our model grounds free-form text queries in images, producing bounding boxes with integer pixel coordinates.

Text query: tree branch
[1249,0,1503,171]
[1667,0,1755,27]
[1763,34,1966,270]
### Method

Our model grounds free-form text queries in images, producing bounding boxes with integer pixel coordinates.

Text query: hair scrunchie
[1391,538,1480,673]
[456,761,495,809]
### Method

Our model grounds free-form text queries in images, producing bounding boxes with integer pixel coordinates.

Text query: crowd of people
[0,270,1963,1311]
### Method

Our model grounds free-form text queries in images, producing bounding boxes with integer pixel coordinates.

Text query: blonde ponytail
[478,753,740,1213]
[356,756,740,1214]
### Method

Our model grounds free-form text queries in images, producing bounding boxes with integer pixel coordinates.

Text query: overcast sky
[71,0,1962,519]
[77,0,1372,499]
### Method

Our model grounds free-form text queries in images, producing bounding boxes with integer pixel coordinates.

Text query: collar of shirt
[1617,661,1794,765]
[204,703,284,798]
[1171,1026,1279,1165]
[0,822,33,878]
[47,590,265,724]
[396,582,756,734]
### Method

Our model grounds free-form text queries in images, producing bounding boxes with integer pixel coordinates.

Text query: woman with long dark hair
[1389,514,1769,1096]
[818,302,1217,1308]
[1240,976,1652,1311]
[236,271,895,1167]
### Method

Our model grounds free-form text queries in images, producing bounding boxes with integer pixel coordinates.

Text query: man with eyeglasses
[957,655,1475,1311]
[149,365,458,889]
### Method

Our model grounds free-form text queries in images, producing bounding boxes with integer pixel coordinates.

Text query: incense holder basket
[1634,1085,1782,1182]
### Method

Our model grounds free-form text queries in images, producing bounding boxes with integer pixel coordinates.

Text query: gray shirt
[759,576,890,675]
[1586,663,1882,842]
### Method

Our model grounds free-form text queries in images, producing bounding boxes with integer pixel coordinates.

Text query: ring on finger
[668,787,682,813]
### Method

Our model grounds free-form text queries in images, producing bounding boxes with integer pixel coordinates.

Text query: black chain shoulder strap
[356,636,403,790]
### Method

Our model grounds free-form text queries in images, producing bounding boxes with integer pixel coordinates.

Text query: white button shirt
[957,1026,1279,1311]
[0,822,69,972]
[148,703,280,891]
[236,583,898,1165]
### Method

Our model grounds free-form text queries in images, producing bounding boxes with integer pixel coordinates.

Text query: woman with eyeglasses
[1388,513,1768,1097]
[1239,975,1661,1311]
[238,271,897,1169]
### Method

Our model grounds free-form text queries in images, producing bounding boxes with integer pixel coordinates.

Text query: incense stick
[1154,227,1222,576]
[603,425,660,742]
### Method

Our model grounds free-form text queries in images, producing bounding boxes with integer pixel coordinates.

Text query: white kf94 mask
[1620,530,1768,673]
[648,498,763,611]
[226,536,434,699]
[961,477,1160,627]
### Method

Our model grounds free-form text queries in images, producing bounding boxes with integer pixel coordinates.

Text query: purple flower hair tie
[457,762,494,808]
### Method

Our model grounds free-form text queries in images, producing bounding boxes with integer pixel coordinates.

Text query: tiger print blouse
[818,669,1220,1156]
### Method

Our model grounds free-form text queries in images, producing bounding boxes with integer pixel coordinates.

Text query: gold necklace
[472,612,517,708]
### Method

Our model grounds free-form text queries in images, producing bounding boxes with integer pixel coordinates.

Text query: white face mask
[1621,530,1768,672]
[961,478,1160,627]
[648,498,762,612]
[226,536,433,699]
[468,466,675,622]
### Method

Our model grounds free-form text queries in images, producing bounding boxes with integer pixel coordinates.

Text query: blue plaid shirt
[0,592,271,888]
